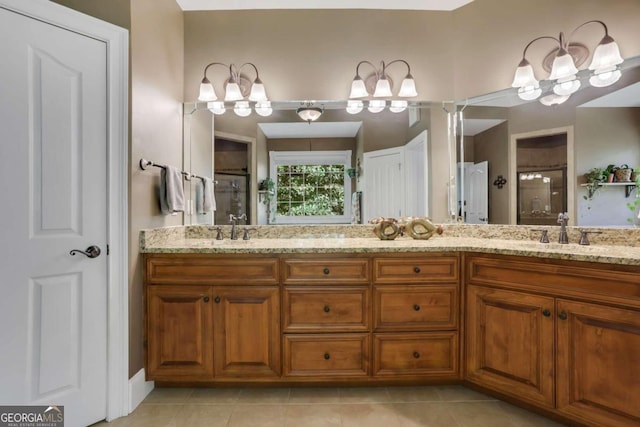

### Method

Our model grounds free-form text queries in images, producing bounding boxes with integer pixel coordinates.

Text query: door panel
[0,7,108,426]
[363,148,403,222]
[465,285,555,408]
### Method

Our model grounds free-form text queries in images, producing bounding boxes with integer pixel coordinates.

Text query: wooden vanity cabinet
[465,254,640,427]
[372,255,460,379]
[145,254,280,382]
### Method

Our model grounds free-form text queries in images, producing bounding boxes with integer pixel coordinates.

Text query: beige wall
[473,122,510,224]
[51,0,131,29]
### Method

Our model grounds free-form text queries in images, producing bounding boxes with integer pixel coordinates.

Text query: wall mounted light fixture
[347,60,418,114]
[198,62,272,117]
[512,20,624,106]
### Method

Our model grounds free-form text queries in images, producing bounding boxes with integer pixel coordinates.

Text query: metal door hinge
[107,245,110,255]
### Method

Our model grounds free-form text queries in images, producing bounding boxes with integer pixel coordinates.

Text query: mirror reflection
[457,55,640,227]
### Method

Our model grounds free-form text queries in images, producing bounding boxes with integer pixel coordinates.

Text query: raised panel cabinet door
[213,286,281,378]
[556,299,640,427]
[147,286,214,379]
[465,285,555,408]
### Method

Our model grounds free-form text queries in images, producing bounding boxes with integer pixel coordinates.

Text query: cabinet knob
[414,267,421,274]
[323,305,331,313]
[542,309,551,317]
[203,296,210,303]
[323,268,330,275]
[559,312,568,320]
[413,351,420,359]
[413,304,421,311]
[214,296,221,304]
[324,353,330,360]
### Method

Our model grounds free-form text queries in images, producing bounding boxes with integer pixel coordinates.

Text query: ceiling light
[512,21,625,105]
[296,102,323,123]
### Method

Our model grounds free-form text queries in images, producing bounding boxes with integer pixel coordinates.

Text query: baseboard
[128,369,154,413]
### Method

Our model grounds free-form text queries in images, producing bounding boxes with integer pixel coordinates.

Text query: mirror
[457,54,640,227]
[183,101,447,225]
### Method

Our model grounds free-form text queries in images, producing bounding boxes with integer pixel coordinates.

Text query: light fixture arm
[520,36,561,62]
[237,62,262,83]
[384,59,412,76]
[201,62,231,81]
[567,20,610,46]
[355,60,378,79]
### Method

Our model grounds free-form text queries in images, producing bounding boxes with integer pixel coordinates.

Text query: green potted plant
[583,167,607,200]
[615,164,633,182]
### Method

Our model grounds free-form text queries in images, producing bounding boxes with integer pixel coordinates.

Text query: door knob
[70,245,101,258]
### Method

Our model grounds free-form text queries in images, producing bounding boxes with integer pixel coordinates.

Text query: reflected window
[269,151,352,224]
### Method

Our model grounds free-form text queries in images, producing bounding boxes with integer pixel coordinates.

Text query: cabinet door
[147,286,213,379]
[213,286,281,378]
[466,285,555,408]
[556,300,640,427]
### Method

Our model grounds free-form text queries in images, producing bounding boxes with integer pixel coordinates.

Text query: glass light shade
[517,83,542,101]
[511,59,538,88]
[296,107,323,123]
[389,100,408,113]
[367,99,386,113]
[588,35,623,71]
[349,77,368,98]
[224,82,243,101]
[207,101,225,115]
[548,50,579,81]
[398,76,418,97]
[539,93,570,106]
[373,77,393,97]
[255,100,273,117]
[248,82,267,102]
[553,78,580,96]
[198,79,217,102]
[346,100,364,114]
[233,101,252,117]
[589,69,622,87]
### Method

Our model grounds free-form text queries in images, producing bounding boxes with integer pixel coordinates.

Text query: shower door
[214,173,250,225]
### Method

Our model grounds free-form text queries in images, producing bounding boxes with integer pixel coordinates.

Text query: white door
[404,130,429,217]
[363,147,404,222]
[0,7,108,427]
[466,161,489,224]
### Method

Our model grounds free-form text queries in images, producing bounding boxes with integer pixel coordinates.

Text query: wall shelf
[581,182,638,198]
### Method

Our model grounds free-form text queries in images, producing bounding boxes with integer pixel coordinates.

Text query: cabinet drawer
[283,287,369,332]
[145,255,279,285]
[282,258,370,284]
[374,285,458,331]
[373,332,459,378]
[284,334,370,377]
[373,256,458,283]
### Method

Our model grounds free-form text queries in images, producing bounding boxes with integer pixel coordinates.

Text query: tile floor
[95,386,565,427]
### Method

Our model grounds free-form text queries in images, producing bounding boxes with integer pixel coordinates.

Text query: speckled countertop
[140,224,640,266]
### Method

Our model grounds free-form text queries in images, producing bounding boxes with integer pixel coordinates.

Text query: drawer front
[373,256,458,283]
[283,287,370,332]
[284,334,370,377]
[374,285,458,331]
[145,255,279,285]
[282,258,370,284]
[373,332,459,378]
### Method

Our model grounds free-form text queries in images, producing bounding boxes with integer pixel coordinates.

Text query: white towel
[160,165,185,214]
[196,177,216,214]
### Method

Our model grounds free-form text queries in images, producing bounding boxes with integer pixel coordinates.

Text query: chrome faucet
[229,213,247,240]
[557,212,569,244]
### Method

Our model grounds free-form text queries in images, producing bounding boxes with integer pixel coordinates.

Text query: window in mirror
[269,151,352,224]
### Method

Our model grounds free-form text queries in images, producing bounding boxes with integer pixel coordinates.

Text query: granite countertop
[140,225,640,266]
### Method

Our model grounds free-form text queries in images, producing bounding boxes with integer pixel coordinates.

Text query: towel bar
[139,158,218,184]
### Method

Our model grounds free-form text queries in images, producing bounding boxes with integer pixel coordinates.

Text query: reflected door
[214,173,249,225]
[517,169,566,225]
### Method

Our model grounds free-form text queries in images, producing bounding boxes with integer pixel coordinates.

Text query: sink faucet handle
[532,229,549,243]
[557,212,569,224]
[242,227,258,240]
[209,226,224,240]
[579,230,602,246]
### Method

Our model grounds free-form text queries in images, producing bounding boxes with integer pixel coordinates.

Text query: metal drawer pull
[203,296,210,303]
[413,351,420,359]
[323,268,330,275]
[414,267,421,273]
[323,305,331,313]
[542,309,551,317]
[413,304,421,311]
[214,296,221,303]
[559,312,568,320]
[324,353,331,360]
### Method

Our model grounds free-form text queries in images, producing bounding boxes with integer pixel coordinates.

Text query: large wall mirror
[183,101,443,226]
[456,54,640,227]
